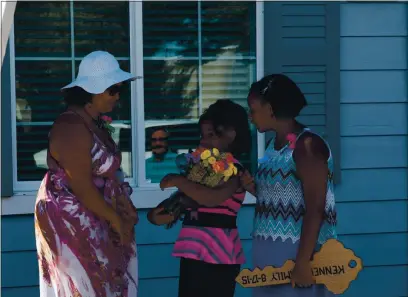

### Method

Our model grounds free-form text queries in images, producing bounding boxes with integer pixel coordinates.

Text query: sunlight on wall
[1,1,17,63]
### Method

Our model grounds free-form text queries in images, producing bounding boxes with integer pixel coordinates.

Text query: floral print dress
[34,112,138,297]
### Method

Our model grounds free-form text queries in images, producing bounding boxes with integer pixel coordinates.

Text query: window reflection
[144,121,199,184]
[145,128,178,183]
[13,1,131,182]
[142,2,257,184]
[12,1,257,184]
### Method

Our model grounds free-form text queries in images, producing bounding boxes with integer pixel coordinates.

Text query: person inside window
[145,127,178,183]
[242,74,337,297]
[34,51,139,297]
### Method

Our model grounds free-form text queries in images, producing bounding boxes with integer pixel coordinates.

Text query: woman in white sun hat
[34,51,139,297]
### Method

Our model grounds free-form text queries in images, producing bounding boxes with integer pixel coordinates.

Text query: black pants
[178,258,241,297]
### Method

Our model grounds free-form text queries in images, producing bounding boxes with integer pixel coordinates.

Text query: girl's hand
[291,260,315,288]
[160,174,182,190]
[148,207,175,226]
[239,170,256,195]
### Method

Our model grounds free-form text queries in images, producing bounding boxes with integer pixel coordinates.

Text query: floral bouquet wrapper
[158,147,242,229]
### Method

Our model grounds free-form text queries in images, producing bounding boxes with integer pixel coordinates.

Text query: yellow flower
[201,150,211,160]
[208,157,216,165]
[224,168,233,177]
[212,148,220,156]
[227,163,238,175]
[203,159,209,167]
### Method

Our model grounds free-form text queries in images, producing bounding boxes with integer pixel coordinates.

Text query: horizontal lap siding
[2,200,408,296]
[2,267,408,297]
[337,3,408,297]
[2,3,408,297]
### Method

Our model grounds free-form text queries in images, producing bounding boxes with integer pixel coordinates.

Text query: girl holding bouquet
[148,99,252,297]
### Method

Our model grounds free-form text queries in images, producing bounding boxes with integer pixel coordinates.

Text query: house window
[11,1,260,198]
[12,1,131,189]
[140,1,257,184]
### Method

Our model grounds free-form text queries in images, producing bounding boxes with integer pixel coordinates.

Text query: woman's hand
[239,170,256,195]
[116,194,139,226]
[291,260,315,288]
[110,213,127,245]
[120,207,138,226]
[121,181,133,196]
[160,174,183,190]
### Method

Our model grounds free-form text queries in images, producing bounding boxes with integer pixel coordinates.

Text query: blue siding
[2,2,408,297]
[2,203,408,296]
[337,3,408,297]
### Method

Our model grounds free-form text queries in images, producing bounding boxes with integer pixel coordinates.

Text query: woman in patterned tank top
[148,99,252,297]
[242,74,337,297]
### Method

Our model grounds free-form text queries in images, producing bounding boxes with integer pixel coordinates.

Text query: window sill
[1,187,257,216]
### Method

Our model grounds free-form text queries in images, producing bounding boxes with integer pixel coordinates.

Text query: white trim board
[1,1,17,64]
[2,189,257,216]
[131,1,147,187]
[3,2,264,215]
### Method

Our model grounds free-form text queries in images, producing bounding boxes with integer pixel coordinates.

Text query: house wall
[336,2,408,296]
[2,3,408,297]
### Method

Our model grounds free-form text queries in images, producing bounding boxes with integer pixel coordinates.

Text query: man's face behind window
[151,129,169,157]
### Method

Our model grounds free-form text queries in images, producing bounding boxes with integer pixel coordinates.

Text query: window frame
[2,1,264,215]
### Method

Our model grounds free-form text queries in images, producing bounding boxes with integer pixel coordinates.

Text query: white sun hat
[61,51,138,94]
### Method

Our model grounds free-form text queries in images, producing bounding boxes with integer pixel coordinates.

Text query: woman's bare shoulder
[50,113,92,146]
[294,131,329,164]
[54,112,84,127]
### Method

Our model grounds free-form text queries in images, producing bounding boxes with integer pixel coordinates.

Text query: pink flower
[286,133,297,149]
[101,115,112,124]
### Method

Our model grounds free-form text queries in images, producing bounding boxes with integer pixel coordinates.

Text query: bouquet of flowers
[158,147,242,228]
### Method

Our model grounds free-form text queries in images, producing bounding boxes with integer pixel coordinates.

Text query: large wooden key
[236,239,363,295]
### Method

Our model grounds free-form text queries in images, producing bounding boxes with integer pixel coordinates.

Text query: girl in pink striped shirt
[148,99,252,297]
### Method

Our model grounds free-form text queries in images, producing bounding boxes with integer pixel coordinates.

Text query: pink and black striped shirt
[172,191,246,265]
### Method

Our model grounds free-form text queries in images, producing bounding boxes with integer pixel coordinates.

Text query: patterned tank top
[253,128,337,244]
[172,191,246,265]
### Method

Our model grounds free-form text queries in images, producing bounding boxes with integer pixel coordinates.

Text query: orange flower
[212,161,225,173]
